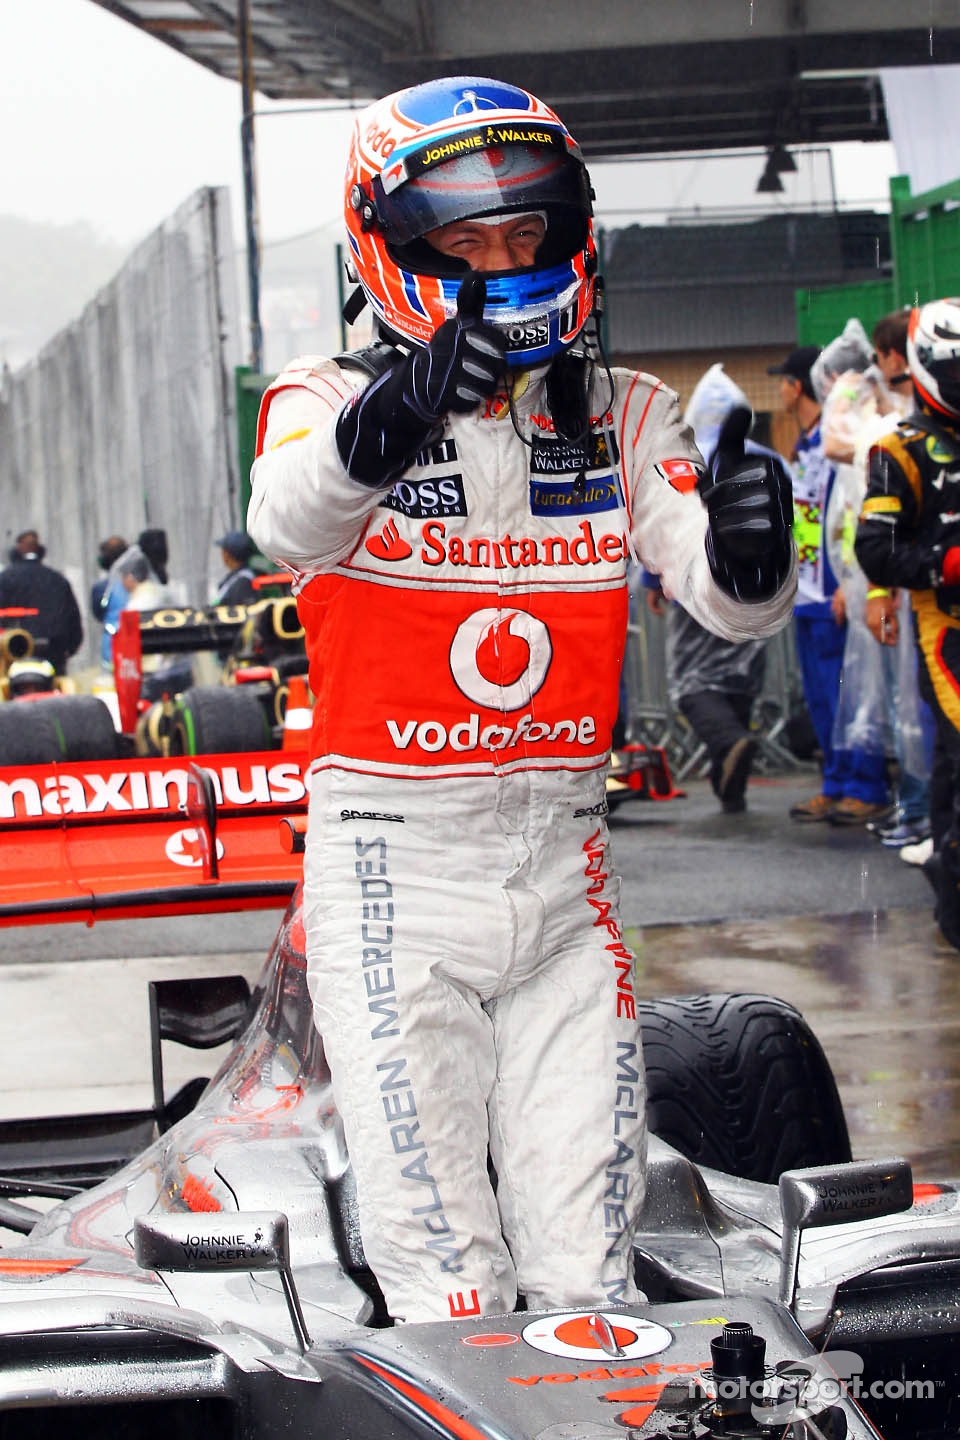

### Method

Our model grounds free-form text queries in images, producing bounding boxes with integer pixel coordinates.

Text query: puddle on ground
[627,907,960,1179]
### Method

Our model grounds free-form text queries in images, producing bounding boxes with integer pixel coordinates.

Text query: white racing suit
[249,358,796,1323]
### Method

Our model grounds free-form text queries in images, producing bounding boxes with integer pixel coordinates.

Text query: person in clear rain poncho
[647,364,774,813]
[816,317,929,841]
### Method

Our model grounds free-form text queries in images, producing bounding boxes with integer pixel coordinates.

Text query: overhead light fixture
[756,155,785,193]
[798,67,878,80]
[769,144,797,174]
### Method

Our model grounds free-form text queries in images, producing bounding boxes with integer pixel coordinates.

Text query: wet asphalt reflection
[613,774,953,1179]
[629,908,960,1179]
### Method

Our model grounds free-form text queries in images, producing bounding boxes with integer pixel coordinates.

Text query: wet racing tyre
[171,685,272,755]
[639,991,852,1183]
[0,701,65,765]
[135,700,176,757]
[43,695,119,761]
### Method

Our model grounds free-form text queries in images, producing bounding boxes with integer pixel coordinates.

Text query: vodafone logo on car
[521,1311,672,1361]
[449,609,552,709]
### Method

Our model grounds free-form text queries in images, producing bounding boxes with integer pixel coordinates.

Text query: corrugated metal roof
[88,1,960,157]
[92,0,417,102]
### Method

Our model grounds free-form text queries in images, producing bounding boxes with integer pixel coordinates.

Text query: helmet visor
[929,356,960,399]
[375,142,590,247]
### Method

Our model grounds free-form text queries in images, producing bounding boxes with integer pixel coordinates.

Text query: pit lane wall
[0,187,242,671]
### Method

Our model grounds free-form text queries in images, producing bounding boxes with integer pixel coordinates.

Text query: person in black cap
[769,346,838,819]
[214,531,258,607]
[768,344,885,824]
[768,346,822,392]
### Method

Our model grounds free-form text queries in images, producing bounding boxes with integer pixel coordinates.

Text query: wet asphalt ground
[0,769,953,1178]
[613,771,954,1178]
[611,767,931,928]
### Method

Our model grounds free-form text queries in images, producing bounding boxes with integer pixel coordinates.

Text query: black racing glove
[336,274,506,487]
[698,405,794,601]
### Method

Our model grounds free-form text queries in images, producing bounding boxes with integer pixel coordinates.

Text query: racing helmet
[907,297,960,421]
[343,75,598,367]
[6,658,56,697]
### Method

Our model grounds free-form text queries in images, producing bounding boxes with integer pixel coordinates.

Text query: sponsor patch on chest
[530,431,622,514]
[382,472,468,519]
[380,437,468,518]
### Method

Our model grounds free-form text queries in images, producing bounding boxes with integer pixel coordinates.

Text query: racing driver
[855,297,960,947]
[247,75,797,1325]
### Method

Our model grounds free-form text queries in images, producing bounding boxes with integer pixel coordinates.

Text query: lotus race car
[0,751,956,1439]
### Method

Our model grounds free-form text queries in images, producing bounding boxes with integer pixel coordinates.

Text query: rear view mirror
[134,1210,310,1351]
[778,1158,913,1308]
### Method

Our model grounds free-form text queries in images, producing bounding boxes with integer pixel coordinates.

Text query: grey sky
[1,0,355,247]
[2,0,901,253]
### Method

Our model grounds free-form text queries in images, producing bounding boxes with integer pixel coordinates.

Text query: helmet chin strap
[505,281,615,469]
[342,285,368,325]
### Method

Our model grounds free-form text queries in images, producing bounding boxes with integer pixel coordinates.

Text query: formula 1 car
[0,620,118,769]
[0,591,316,771]
[0,594,308,767]
[0,756,957,1439]
[0,622,66,700]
